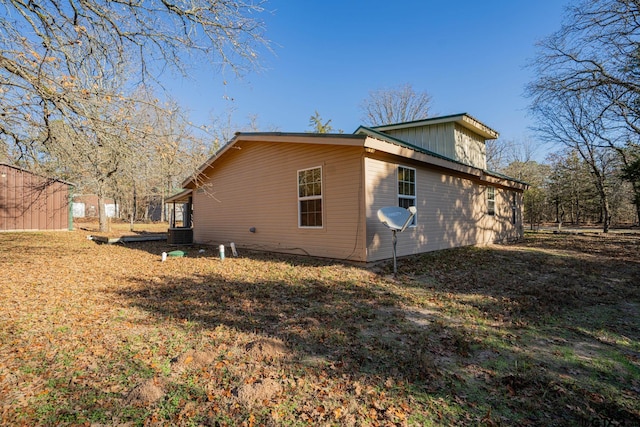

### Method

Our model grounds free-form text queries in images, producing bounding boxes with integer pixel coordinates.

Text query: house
[168,113,527,262]
[72,194,119,219]
[0,163,74,232]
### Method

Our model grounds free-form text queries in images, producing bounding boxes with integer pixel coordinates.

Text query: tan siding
[454,124,487,169]
[365,157,522,262]
[364,157,397,260]
[192,141,367,261]
[385,123,456,160]
[382,123,488,169]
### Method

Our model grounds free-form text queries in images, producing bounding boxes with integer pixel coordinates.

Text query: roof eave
[371,113,499,140]
[181,132,367,188]
[0,162,76,186]
[356,127,526,190]
[166,188,193,203]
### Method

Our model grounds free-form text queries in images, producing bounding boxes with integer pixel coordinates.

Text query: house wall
[381,123,487,170]
[192,141,367,261]
[0,164,71,231]
[364,156,522,262]
[454,124,487,170]
[384,123,456,160]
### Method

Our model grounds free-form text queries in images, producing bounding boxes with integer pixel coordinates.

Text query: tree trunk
[602,200,611,233]
[98,194,109,232]
[595,183,610,233]
[632,183,640,226]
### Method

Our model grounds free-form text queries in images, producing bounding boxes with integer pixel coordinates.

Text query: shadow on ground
[114,234,640,425]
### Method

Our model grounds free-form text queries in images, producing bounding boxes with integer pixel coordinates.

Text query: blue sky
[171,0,569,157]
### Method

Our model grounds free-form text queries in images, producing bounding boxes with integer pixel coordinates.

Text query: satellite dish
[377,206,417,275]
[377,206,417,232]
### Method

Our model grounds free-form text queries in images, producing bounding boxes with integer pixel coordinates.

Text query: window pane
[487,186,496,215]
[298,168,322,227]
[399,197,413,209]
[398,166,417,225]
[300,199,322,227]
[398,167,416,196]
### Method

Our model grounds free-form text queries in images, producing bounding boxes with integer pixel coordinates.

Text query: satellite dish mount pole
[376,206,417,277]
[391,229,398,275]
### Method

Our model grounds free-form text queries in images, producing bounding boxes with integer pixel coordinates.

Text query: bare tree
[0,0,268,230]
[528,0,640,227]
[531,90,615,232]
[110,90,209,228]
[488,138,541,173]
[621,156,640,223]
[485,139,509,172]
[0,0,268,155]
[360,83,432,126]
[40,71,138,231]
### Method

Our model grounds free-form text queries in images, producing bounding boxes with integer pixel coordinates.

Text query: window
[511,192,517,224]
[487,186,496,216]
[398,166,416,225]
[298,167,322,227]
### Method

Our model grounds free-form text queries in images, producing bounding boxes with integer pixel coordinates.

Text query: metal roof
[0,162,76,187]
[166,188,193,203]
[370,113,499,140]
[355,126,528,188]
[180,116,524,190]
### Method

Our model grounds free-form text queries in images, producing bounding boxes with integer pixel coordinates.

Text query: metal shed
[0,163,74,232]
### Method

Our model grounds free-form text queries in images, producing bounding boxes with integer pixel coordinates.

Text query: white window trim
[487,186,496,216]
[297,166,323,229]
[397,165,417,227]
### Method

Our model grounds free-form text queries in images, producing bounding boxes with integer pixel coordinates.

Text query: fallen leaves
[1,230,639,425]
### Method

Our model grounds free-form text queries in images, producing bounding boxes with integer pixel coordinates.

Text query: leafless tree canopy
[0,0,268,231]
[528,0,640,229]
[360,83,432,126]
[0,0,268,151]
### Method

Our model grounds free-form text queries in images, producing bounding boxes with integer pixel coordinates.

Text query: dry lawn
[0,227,639,426]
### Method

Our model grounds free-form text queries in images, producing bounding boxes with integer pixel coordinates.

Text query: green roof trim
[369,112,470,130]
[354,126,528,187]
[355,125,467,166]
[484,169,530,186]
[369,113,499,140]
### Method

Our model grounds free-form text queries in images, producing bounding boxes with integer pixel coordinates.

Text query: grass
[0,227,639,426]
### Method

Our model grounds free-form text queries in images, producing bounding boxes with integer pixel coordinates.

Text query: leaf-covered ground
[0,228,639,426]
